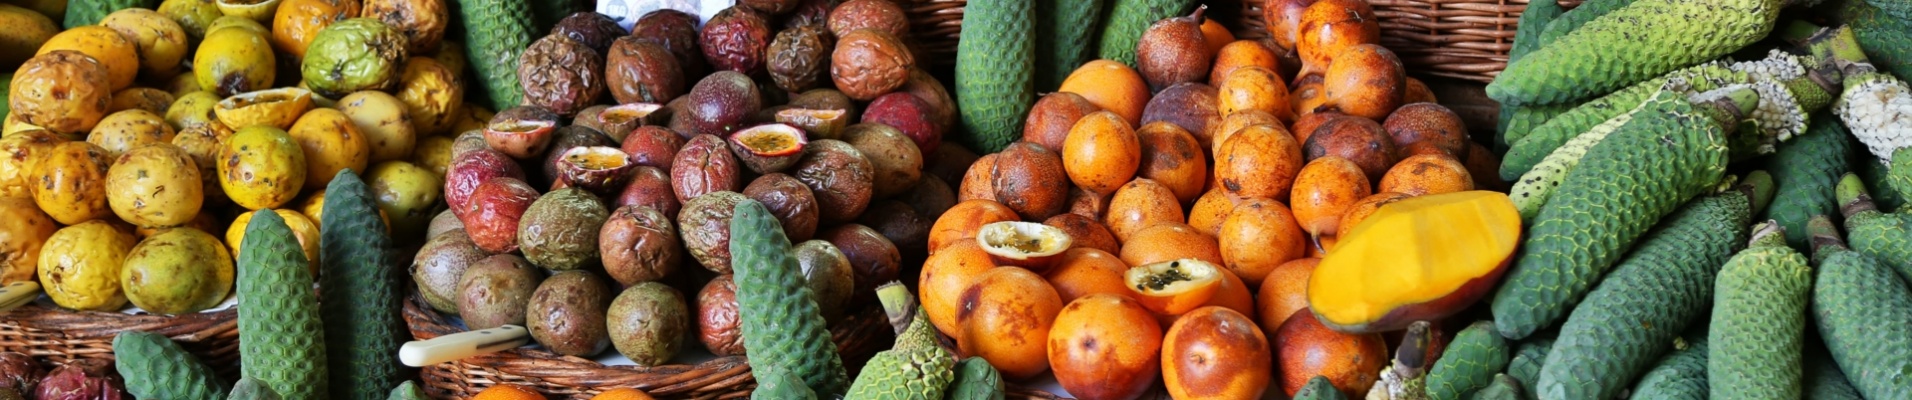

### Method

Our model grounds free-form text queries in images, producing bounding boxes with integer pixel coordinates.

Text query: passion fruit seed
[567,149,629,170]
[1139,261,1194,291]
[741,132,795,152]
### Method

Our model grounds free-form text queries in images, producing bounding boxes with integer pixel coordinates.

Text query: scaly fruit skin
[1095,0,1194,68]
[1707,225,1810,400]
[1467,375,1523,400]
[451,0,531,110]
[844,285,955,399]
[731,199,848,396]
[1490,88,1731,340]
[1808,216,1912,400]
[1891,148,1912,202]
[1534,0,1638,45]
[1509,100,1638,220]
[1425,321,1511,400]
[1534,181,1757,400]
[1763,118,1852,250]
[237,210,330,399]
[1293,376,1347,400]
[1500,62,1742,180]
[1504,336,1552,399]
[1628,331,1708,400]
[1035,0,1105,93]
[1836,67,1912,167]
[1839,176,1912,280]
[1485,0,1779,106]
[754,368,819,400]
[1855,151,1908,212]
[319,170,404,400]
[953,0,1035,154]
[113,331,225,400]
[1838,0,1912,81]
[1497,0,1565,148]
[945,357,1006,400]
[387,381,430,400]
[228,377,282,400]
[1499,105,1568,153]
[1804,343,1865,400]
[62,0,154,28]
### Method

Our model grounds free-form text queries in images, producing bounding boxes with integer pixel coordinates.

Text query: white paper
[596,0,738,31]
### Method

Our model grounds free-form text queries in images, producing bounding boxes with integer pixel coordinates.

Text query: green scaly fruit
[450,0,531,110]
[236,211,329,399]
[732,199,848,397]
[1855,150,1908,212]
[1889,147,1912,202]
[1807,214,1912,399]
[1468,375,1524,400]
[1500,105,1569,153]
[844,283,956,399]
[63,0,154,29]
[1490,87,1733,340]
[1534,0,1638,45]
[1095,0,1194,68]
[953,0,1036,154]
[1504,336,1553,399]
[1035,0,1105,92]
[1293,376,1347,400]
[946,357,1006,400]
[1838,0,1912,81]
[1534,173,1765,400]
[1485,0,1781,106]
[319,170,405,400]
[1497,0,1564,148]
[1803,327,1866,400]
[1837,174,1912,280]
[1426,321,1511,400]
[387,381,430,400]
[113,331,225,400]
[1500,62,1742,181]
[1707,222,1811,400]
[1762,117,1852,250]
[1628,329,1709,400]
[756,369,819,400]
[227,377,281,400]
[1510,85,1756,219]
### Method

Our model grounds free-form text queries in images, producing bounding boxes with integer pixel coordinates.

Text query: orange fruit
[1200,18,1235,56]
[590,389,655,400]
[1377,153,1474,196]
[1290,156,1373,237]
[1263,0,1320,51]
[956,153,999,202]
[1050,294,1165,400]
[958,267,1064,381]
[1215,123,1304,201]
[920,241,999,338]
[1336,192,1412,242]
[1120,222,1224,267]
[1218,66,1294,124]
[1187,188,1239,236]
[1105,178,1186,243]
[1043,213,1121,255]
[1045,247,1133,304]
[928,199,1020,253]
[1404,76,1438,104]
[1218,198,1307,286]
[1066,186,1112,220]
[1125,258,1225,316]
[1291,73,1329,117]
[1172,266,1259,327]
[1024,92,1103,151]
[474,384,547,400]
[1274,309,1387,398]
[37,26,140,91]
[1062,111,1142,195]
[1303,116,1399,183]
[1290,109,1346,146]
[271,0,360,59]
[1320,44,1406,120]
[1464,141,1510,192]
[1212,109,1283,157]
[1136,121,1209,204]
[1059,60,1152,127]
[1295,0,1380,78]
[1163,306,1273,400]
[1256,257,1319,330]
[1211,40,1281,87]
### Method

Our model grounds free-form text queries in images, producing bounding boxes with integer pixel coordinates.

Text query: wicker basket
[0,304,240,377]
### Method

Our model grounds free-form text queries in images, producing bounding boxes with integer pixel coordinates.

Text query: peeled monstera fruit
[300,18,408,99]
[1307,191,1519,334]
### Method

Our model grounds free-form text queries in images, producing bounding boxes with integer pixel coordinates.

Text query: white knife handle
[399,325,530,367]
[0,282,40,313]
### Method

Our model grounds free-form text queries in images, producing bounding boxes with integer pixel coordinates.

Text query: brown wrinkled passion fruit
[631,9,708,77]
[518,34,605,116]
[830,28,914,101]
[697,274,745,356]
[484,105,561,159]
[550,11,626,53]
[767,24,834,94]
[727,123,808,174]
[670,134,743,203]
[743,173,821,242]
[793,139,874,225]
[784,0,839,29]
[678,190,748,273]
[616,166,680,218]
[827,0,909,39]
[821,223,901,304]
[699,6,772,76]
[540,124,616,185]
[621,125,685,171]
[558,146,634,194]
[600,204,681,286]
[976,221,1074,271]
[606,36,685,105]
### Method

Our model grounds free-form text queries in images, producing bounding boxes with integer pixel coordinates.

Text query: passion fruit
[0,197,56,285]
[793,139,875,225]
[697,274,745,355]
[792,239,855,324]
[268,0,360,58]
[775,108,848,140]
[462,177,538,254]
[841,121,923,199]
[991,142,1070,221]
[99,8,190,78]
[213,87,313,130]
[300,18,408,98]
[31,141,115,225]
[105,144,204,229]
[10,51,112,136]
[361,0,447,53]
[87,110,178,159]
[337,90,417,162]
[518,34,605,116]
[677,71,762,137]
[585,103,663,142]
[827,0,908,39]
[975,221,1072,271]
[484,105,561,159]
[630,9,707,78]
[821,223,901,304]
[742,173,820,242]
[727,123,807,174]
[396,57,465,136]
[615,166,679,218]
[767,24,833,93]
[38,220,137,311]
[557,146,634,194]
[0,130,60,199]
[698,6,771,76]
[678,191,748,273]
[34,26,139,92]
[518,188,611,271]
[620,125,684,172]
[217,126,307,210]
[538,125,615,186]
[1126,258,1225,316]
[830,28,913,101]
[551,11,625,53]
[599,204,681,286]
[605,37,685,105]
[445,148,525,221]
[413,229,486,314]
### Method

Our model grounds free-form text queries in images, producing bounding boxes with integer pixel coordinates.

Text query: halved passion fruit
[774,108,847,140]
[1125,258,1224,316]
[484,105,561,159]
[558,146,636,194]
[213,87,314,130]
[728,123,808,174]
[975,221,1073,270]
[593,103,664,140]
[214,0,284,23]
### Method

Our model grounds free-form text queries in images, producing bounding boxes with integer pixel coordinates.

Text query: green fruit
[319,170,405,400]
[1504,336,1553,398]
[1762,117,1852,250]
[62,0,154,29]
[1707,223,1810,400]
[1499,104,1567,153]
[236,210,330,399]
[953,0,1036,154]
[1534,0,1639,46]
[754,368,818,400]
[1855,151,1908,213]
[450,0,532,110]
[1426,321,1511,400]
[946,357,1006,400]
[1500,62,1741,181]
[731,199,847,396]
[1807,215,1912,399]
[606,282,690,366]
[1804,342,1865,400]
[1839,0,1912,81]
[387,381,429,400]
[1469,375,1524,400]
[1534,177,1760,400]
[1486,0,1780,106]
[1890,147,1912,203]
[1497,0,1565,148]
[518,187,609,270]
[301,18,408,99]
[1095,0,1194,68]
[121,227,234,315]
[227,377,281,400]
[113,331,225,400]
[1490,87,1732,340]
[1293,376,1347,400]
[1034,0,1105,92]
[844,284,955,399]
[1629,329,1709,400]
[1837,175,1912,280]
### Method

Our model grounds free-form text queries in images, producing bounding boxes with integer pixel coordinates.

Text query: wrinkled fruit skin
[697,274,746,356]
[678,191,748,273]
[519,35,606,116]
[630,9,708,77]
[301,18,409,99]
[699,6,772,76]
[517,188,611,271]
[768,24,834,93]
[861,92,941,155]
[362,0,448,54]
[551,11,627,53]
[605,36,686,105]
[10,51,112,136]
[0,352,42,393]
[445,149,527,221]
[830,29,913,101]
[827,0,909,39]
[464,177,539,254]
[35,360,124,400]
[744,173,821,242]
[671,134,743,203]
[600,204,682,286]
[539,126,616,187]
[793,139,875,225]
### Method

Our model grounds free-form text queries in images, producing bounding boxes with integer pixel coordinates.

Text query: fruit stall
[2,0,1911,398]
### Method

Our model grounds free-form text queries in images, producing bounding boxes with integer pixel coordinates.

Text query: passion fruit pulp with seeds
[212,87,313,130]
[484,105,561,159]
[588,103,663,141]
[976,221,1073,271]
[1125,258,1224,316]
[728,123,807,174]
[775,108,847,140]
[558,146,635,194]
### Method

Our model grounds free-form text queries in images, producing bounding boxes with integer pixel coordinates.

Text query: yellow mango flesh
[1308,190,1521,329]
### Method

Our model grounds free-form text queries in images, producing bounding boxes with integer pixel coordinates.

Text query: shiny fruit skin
[193,28,276,97]
[1215,124,1303,201]
[1043,247,1131,304]
[1105,178,1186,244]
[1320,44,1405,121]
[928,199,1020,253]
[30,141,115,225]
[217,126,306,210]
[1256,258,1318,330]
[1023,92,1101,152]
[1290,156,1371,238]
[35,26,139,91]
[1294,0,1379,78]
[1135,121,1208,205]
[1042,213,1120,255]
[920,241,998,339]
[1049,294,1163,400]
[1120,222,1224,268]
[105,143,204,228]
[1210,40,1281,87]
[1218,66,1294,124]
[1058,60,1150,126]
[1187,188,1238,236]
[1377,153,1473,196]
[1061,111,1141,195]
[1274,309,1387,398]
[991,142,1070,221]
[1163,306,1273,400]
[956,266,1064,381]
[1218,198,1307,286]
[285,108,370,190]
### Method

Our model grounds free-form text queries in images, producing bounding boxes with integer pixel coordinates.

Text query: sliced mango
[1308,191,1521,333]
